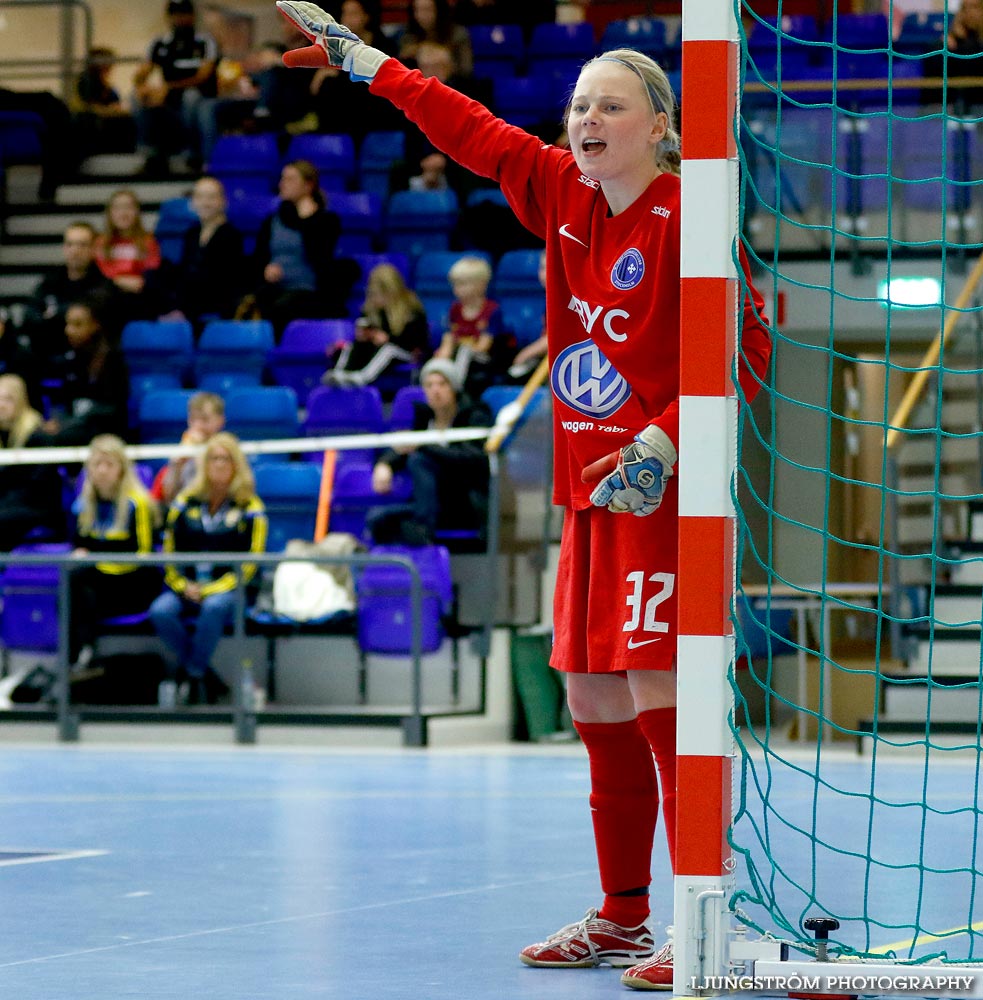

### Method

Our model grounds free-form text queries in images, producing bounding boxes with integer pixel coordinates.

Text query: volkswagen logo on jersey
[551,340,631,419]
[611,248,645,290]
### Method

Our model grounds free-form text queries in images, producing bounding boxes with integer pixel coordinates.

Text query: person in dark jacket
[169,175,245,323]
[44,294,130,445]
[252,159,353,334]
[367,356,491,548]
[28,222,116,361]
[0,374,64,550]
[149,432,267,704]
[69,433,161,665]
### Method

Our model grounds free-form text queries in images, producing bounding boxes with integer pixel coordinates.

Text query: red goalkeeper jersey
[371,61,772,509]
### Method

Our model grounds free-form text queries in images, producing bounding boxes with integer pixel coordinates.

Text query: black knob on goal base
[788,918,855,1000]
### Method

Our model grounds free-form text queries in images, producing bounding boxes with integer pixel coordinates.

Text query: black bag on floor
[70,653,167,705]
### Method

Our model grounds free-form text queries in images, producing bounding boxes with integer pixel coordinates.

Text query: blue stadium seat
[138,389,196,443]
[388,385,427,430]
[528,22,596,69]
[197,371,262,395]
[466,188,509,210]
[121,319,194,380]
[226,192,279,256]
[0,111,44,167]
[195,320,275,382]
[501,297,544,346]
[208,133,280,179]
[413,250,493,297]
[820,12,890,50]
[128,371,182,428]
[225,386,299,442]
[285,133,356,191]
[470,24,524,79]
[304,384,385,465]
[386,189,458,258]
[330,462,411,539]
[493,249,543,297]
[155,197,198,264]
[896,12,947,57]
[326,191,383,255]
[0,543,72,658]
[268,319,356,405]
[359,130,406,200]
[418,296,454,346]
[252,461,321,551]
[356,544,453,654]
[350,252,412,296]
[600,17,667,59]
[493,76,564,129]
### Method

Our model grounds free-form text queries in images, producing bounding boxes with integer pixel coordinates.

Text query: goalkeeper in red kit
[277,2,772,989]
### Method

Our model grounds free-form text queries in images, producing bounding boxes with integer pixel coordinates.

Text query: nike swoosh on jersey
[626,636,662,649]
[559,223,589,248]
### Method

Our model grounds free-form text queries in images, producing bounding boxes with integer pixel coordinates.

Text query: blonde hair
[185,431,256,506]
[364,263,425,336]
[78,433,156,534]
[188,390,225,419]
[448,255,492,288]
[568,48,681,177]
[0,374,42,448]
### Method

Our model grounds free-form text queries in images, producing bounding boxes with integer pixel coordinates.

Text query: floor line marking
[0,868,598,969]
[872,921,983,956]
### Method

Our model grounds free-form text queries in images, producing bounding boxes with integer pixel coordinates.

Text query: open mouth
[581,138,606,154]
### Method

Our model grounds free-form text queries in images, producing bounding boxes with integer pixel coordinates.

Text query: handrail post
[233,565,256,745]
[56,561,78,741]
[885,455,906,666]
[402,556,426,747]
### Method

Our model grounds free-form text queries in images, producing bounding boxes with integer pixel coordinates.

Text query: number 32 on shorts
[623,571,675,648]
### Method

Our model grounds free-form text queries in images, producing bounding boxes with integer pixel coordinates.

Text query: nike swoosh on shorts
[627,636,662,649]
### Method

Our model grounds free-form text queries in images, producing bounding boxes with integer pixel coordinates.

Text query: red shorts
[550,503,678,674]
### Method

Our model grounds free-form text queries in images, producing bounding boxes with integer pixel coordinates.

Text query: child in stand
[434,255,508,394]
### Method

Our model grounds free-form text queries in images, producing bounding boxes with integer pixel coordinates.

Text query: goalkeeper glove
[276,1,389,82]
[582,424,677,517]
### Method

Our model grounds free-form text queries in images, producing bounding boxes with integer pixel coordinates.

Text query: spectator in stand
[389,42,489,197]
[150,432,267,706]
[324,263,430,387]
[0,86,76,200]
[132,0,220,175]
[44,294,130,446]
[367,357,491,548]
[434,255,511,394]
[149,391,225,505]
[69,434,161,669]
[29,222,115,360]
[0,374,65,550]
[0,309,42,408]
[74,47,135,157]
[94,190,164,320]
[165,176,245,323]
[251,160,354,333]
[308,0,400,140]
[399,0,473,77]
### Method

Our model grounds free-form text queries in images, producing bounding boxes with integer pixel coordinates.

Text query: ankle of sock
[599,889,650,929]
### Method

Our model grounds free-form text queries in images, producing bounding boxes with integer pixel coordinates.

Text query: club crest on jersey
[611,248,644,290]
[550,340,631,419]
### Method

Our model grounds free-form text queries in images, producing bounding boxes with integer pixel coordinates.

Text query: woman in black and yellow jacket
[149,432,267,705]
[70,433,161,665]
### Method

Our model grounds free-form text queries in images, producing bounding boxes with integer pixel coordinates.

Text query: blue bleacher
[413,250,493,297]
[285,133,356,192]
[138,389,196,444]
[386,189,458,258]
[359,130,406,200]
[154,197,197,264]
[326,191,383,255]
[470,24,525,80]
[225,386,300,442]
[195,319,275,383]
[253,461,321,551]
[268,318,356,406]
[121,319,194,381]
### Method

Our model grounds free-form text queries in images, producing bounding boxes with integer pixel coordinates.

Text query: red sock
[574,718,658,928]
[636,707,677,874]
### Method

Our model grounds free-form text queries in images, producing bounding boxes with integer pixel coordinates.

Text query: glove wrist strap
[636,424,677,469]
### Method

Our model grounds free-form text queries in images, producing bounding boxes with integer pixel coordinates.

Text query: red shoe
[519,908,655,968]
[621,939,674,990]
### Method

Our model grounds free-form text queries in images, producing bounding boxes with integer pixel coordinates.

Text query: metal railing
[0,0,92,101]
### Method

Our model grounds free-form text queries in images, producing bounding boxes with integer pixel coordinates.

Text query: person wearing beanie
[367,360,491,549]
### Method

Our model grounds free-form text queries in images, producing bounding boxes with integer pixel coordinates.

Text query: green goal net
[730,6,983,964]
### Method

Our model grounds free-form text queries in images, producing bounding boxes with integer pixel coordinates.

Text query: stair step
[78,153,145,177]
[55,179,193,207]
[6,211,160,239]
[883,681,983,723]
[908,632,983,675]
[0,273,44,298]
[0,244,64,267]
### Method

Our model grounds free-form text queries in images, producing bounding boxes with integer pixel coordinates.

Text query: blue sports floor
[0,743,977,999]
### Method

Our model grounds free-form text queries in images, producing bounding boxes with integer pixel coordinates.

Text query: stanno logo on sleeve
[611,248,645,290]
[550,340,631,419]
